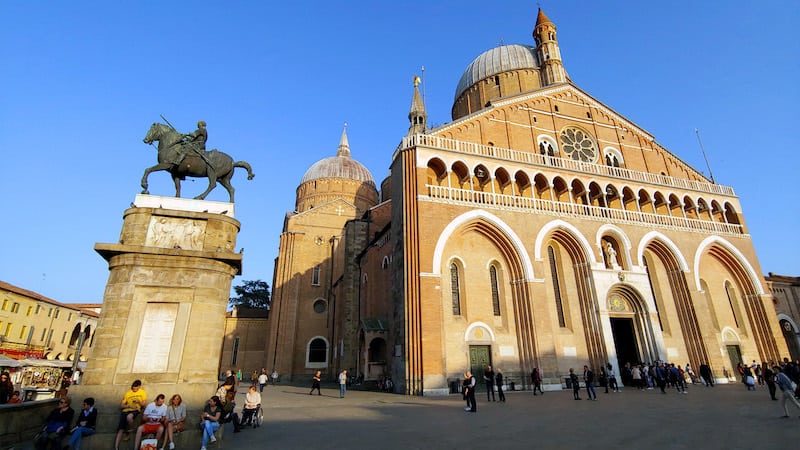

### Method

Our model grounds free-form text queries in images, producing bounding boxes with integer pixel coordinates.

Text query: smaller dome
[301,156,376,187]
[454,44,540,101]
[299,126,376,188]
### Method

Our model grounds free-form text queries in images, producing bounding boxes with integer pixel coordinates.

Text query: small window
[19,325,27,340]
[36,305,41,314]
[61,331,67,344]
[48,308,53,317]
[11,303,20,313]
[54,309,60,319]
[1,300,7,311]
[313,300,327,314]
[232,336,240,365]
[490,266,501,316]
[27,306,33,316]
[312,265,321,286]
[4,323,11,337]
[450,263,462,315]
[68,312,73,321]
[40,328,47,341]
[554,105,559,112]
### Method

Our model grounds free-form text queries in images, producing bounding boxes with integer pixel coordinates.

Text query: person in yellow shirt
[114,380,147,450]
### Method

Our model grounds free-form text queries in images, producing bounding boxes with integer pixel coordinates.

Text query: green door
[726,345,742,378]
[469,345,491,378]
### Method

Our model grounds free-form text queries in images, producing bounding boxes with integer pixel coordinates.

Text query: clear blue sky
[1,1,798,302]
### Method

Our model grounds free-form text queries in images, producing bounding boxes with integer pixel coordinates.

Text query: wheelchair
[240,404,263,428]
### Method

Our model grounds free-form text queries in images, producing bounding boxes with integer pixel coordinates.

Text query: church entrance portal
[469,345,491,379]
[611,317,640,367]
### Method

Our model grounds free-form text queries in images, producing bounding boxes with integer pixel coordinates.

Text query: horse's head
[143,122,164,145]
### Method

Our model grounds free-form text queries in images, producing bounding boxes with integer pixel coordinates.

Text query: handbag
[174,421,185,432]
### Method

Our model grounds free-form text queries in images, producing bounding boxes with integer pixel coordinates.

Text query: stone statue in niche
[604,241,620,269]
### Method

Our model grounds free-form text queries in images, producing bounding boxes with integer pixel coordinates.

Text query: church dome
[454,44,540,101]
[300,128,376,188]
[301,156,376,187]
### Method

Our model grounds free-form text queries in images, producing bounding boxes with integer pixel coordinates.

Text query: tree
[229,279,270,310]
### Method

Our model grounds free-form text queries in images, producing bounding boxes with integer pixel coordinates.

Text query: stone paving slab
[227,383,798,450]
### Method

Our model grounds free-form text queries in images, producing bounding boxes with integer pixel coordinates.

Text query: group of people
[246,367,278,393]
[110,380,187,450]
[461,364,508,412]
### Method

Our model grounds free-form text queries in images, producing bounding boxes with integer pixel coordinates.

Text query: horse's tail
[234,161,255,180]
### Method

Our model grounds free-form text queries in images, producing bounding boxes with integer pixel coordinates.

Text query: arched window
[539,141,555,156]
[548,246,566,327]
[450,262,462,315]
[490,266,501,316]
[307,337,328,368]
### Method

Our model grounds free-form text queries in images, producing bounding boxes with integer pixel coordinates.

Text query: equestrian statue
[141,120,254,203]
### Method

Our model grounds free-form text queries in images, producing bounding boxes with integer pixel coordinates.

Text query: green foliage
[229,279,270,309]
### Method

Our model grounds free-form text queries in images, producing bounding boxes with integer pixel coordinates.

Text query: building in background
[765,273,800,361]
[266,8,787,394]
[0,280,99,362]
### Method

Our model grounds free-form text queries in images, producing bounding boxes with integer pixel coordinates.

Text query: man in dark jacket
[67,397,98,450]
[583,365,597,400]
[483,365,496,402]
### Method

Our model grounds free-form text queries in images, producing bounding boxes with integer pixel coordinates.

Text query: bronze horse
[141,123,254,202]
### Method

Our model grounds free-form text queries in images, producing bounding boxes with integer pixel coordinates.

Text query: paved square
[230,383,797,449]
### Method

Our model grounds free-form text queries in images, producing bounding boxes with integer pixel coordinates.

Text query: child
[569,368,581,400]
[8,391,22,404]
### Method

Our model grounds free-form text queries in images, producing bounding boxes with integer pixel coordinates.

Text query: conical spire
[336,122,351,158]
[408,75,428,135]
[535,8,552,27]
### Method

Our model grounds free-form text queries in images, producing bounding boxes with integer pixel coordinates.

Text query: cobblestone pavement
[228,382,798,450]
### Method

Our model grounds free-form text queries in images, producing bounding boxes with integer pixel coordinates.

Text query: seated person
[133,394,167,450]
[215,380,241,432]
[67,397,98,450]
[240,386,262,427]
[8,390,22,404]
[35,396,75,450]
[200,396,222,450]
[114,380,146,450]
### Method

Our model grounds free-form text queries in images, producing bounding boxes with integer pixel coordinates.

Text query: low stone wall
[0,398,218,450]
[0,399,58,450]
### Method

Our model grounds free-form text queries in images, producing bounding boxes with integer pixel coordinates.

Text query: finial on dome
[337,123,351,158]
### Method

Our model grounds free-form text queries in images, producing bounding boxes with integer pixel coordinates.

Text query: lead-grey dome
[454,44,540,101]
[299,127,376,188]
[300,156,376,187]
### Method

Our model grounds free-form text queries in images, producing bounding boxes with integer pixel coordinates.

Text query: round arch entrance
[605,286,660,373]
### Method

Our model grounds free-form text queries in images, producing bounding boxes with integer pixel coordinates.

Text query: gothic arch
[694,236,778,361]
[692,236,763,295]
[636,231,689,271]
[534,220,596,264]
[538,220,606,369]
[431,209,534,280]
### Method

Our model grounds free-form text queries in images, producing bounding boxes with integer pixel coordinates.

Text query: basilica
[265,8,788,395]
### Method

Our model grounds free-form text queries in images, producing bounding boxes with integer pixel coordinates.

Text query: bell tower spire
[337,122,351,158]
[408,75,427,135]
[533,8,566,86]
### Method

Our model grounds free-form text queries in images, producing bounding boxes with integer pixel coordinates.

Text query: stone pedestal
[71,195,241,448]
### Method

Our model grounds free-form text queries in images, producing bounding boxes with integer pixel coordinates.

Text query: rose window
[560,127,598,162]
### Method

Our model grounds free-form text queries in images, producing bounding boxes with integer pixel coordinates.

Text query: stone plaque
[133,303,179,372]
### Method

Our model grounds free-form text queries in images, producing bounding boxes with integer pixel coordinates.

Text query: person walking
[338,370,348,398]
[310,370,322,395]
[483,365,496,402]
[774,365,800,418]
[583,365,597,400]
[463,370,477,412]
[258,369,268,393]
[764,364,778,401]
[495,370,506,402]
[531,367,544,395]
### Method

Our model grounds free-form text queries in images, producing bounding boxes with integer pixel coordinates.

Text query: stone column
[71,195,241,448]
